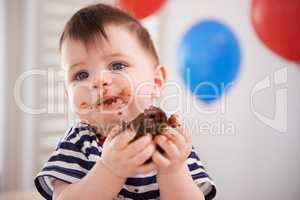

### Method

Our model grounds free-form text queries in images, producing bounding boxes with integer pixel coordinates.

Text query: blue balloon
[178,20,241,103]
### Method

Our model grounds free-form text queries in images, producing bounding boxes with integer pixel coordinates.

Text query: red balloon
[251,0,300,62]
[117,0,166,19]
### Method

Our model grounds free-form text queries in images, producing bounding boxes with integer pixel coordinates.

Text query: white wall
[0,0,5,183]
[159,0,300,199]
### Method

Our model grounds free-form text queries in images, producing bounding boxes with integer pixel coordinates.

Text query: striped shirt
[35,122,216,200]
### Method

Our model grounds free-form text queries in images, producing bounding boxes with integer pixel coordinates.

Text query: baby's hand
[152,126,192,175]
[101,125,157,178]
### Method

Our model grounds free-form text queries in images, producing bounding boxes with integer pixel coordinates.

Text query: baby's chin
[74,99,153,131]
[77,110,123,125]
[75,106,135,128]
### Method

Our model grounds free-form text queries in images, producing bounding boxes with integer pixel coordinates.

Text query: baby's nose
[92,75,112,89]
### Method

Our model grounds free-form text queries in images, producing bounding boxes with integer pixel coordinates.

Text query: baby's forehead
[61,39,129,68]
[61,26,154,68]
[92,25,144,50]
[67,25,141,52]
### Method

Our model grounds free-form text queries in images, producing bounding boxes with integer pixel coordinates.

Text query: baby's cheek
[68,84,95,113]
[114,75,132,97]
[118,73,150,95]
[130,80,154,112]
[136,84,153,96]
[134,79,155,97]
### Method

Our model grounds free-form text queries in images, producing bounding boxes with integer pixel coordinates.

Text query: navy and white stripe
[35,122,216,200]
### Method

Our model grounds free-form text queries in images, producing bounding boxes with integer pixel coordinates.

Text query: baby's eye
[109,62,127,71]
[74,70,89,81]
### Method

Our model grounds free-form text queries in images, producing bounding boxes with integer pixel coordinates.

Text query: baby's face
[61,25,165,129]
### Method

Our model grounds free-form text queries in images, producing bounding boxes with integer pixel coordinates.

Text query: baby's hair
[59,3,159,63]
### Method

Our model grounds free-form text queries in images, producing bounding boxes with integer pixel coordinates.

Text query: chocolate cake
[121,106,179,141]
[121,105,181,143]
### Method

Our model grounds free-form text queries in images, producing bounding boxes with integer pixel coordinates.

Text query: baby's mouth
[94,96,128,110]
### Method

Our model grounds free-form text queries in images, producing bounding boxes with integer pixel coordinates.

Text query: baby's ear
[154,65,167,88]
[152,65,167,98]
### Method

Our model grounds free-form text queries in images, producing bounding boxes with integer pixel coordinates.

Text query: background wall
[0,0,6,189]
[0,0,299,199]
[158,1,300,199]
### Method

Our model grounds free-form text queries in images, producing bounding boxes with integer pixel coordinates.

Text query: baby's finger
[181,127,192,144]
[155,135,180,159]
[179,128,193,155]
[163,128,186,151]
[105,124,121,142]
[130,143,156,166]
[125,134,153,158]
[152,151,170,168]
[111,128,136,150]
[154,135,168,152]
